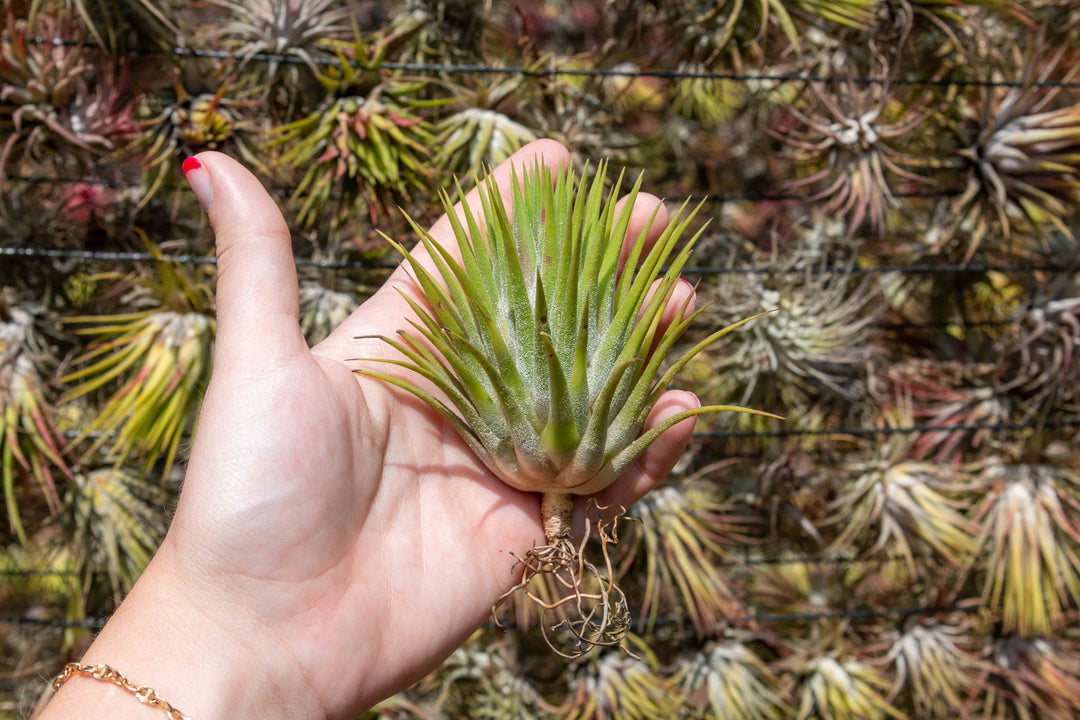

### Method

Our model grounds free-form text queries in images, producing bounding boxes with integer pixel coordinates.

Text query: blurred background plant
[5,1,1080,717]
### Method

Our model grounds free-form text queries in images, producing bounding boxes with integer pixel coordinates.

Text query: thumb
[183,152,306,367]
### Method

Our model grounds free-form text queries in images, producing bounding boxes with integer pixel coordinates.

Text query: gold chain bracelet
[52,663,192,720]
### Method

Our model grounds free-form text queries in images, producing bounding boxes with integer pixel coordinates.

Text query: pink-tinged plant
[948,45,1080,259]
[1,303,71,545]
[980,637,1080,720]
[775,78,932,235]
[676,640,791,720]
[973,463,1080,637]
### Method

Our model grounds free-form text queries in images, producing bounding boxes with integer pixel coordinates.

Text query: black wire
[11,36,1080,89]
[694,418,1080,440]
[4,246,1077,277]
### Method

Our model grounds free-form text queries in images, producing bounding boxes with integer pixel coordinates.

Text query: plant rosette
[357,160,776,655]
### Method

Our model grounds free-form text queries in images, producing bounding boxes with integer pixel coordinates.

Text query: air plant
[0,10,101,176]
[946,45,1080,259]
[434,70,540,183]
[825,454,981,571]
[671,63,748,129]
[686,255,880,427]
[882,622,982,718]
[562,640,680,720]
[617,472,757,636]
[356,161,775,656]
[298,281,358,347]
[27,0,181,52]
[205,0,354,108]
[973,463,1080,637]
[775,78,932,235]
[884,359,1010,463]
[134,78,261,210]
[667,0,877,62]
[60,252,216,478]
[0,302,70,546]
[793,656,905,720]
[432,636,557,720]
[269,33,439,227]
[995,291,1080,422]
[980,636,1080,720]
[675,640,791,720]
[60,465,166,601]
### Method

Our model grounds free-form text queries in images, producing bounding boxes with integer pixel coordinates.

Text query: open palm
[160,140,700,719]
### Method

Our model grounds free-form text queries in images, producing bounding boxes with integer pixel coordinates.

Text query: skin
[38,140,700,720]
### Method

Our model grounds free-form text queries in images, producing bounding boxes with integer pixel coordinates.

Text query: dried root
[495,498,633,658]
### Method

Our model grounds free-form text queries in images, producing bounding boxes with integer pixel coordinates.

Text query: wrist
[39,541,325,720]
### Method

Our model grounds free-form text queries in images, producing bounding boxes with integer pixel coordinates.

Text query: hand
[40,140,700,720]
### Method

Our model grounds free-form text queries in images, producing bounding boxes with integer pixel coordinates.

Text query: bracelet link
[51,662,192,720]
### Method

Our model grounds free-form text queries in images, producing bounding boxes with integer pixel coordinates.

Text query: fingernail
[182,157,213,211]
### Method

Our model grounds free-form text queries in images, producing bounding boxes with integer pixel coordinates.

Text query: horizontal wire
[4,246,1078,277]
[12,36,1080,89]
[4,175,966,204]
[0,553,919,577]
[694,418,1080,440]
[0,601,982,631]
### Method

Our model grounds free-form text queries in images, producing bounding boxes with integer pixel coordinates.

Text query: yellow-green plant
[61,253,215,477]
[270,32,440,226]
[618,478,754,636]
[826,458,980,569]
[61,465,166,600]
[1,303,70,545]
[949,46,1080,258]
[884,622,981,718]
[434,69,541,182]
[974,463,1080,637]
[359,161,774,655]
[676,640,790,720]
[794,657,904,720]
[562,639,680,720]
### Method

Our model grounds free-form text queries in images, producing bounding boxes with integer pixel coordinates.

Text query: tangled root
[495,500,633,658]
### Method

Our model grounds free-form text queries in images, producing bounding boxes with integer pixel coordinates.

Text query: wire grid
[3,14,1080,709]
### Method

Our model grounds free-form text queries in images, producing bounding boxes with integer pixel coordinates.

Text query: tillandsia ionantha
[61,464,166,601]
[60,247,216,479]
[269,30,440,227]
[974,463,1080,638]
[880,621,982,718]
[675,639,791,720]
[134,77,261,211]
[205,0,354,109]
[946,42,1080,260]
[0,301,71,545]
[616,469,758,636]
[774,76,932,235]
[357,160,776,656]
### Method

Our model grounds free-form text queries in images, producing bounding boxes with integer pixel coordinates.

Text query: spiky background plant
[60,255,215,478]
[792,656,904,720]
[205,0,354,107]
[947,45,1080,259]
[774,79,932,234]
[298,280,358,346]
[270,31,439,227]
[617,475,755,636]
[685,254,880,428]
[360,161,774,654]
[973,463,1080,637]
[434,70,541,182]
[676,640,791,720]
[0,301,69,545]
[60,465,166,602]
[562,641,680,720]
[881,621,983,718]
[980,636,1080,720]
